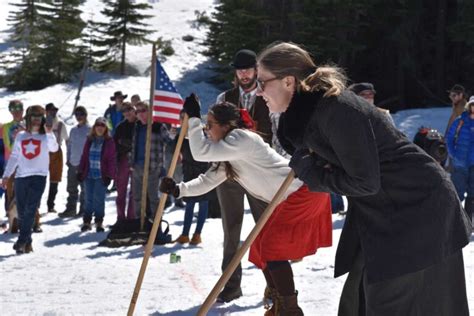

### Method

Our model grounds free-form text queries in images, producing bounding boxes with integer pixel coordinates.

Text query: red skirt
[249,185,332,269]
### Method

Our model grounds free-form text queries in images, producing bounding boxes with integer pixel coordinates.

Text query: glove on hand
[289,148,315,180]
[183,93,201,119]
[159,177,180,198]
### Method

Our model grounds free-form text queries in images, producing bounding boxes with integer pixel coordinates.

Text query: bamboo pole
[127,114,189,316]
[197,170,295,315]
[139,43,157,231]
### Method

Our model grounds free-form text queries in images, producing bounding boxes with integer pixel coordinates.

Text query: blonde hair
[257,42,347,97]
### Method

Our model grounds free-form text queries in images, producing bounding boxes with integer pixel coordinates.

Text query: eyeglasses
[206,120,219,129]
[256,77,280,91]
[95,123,106,128]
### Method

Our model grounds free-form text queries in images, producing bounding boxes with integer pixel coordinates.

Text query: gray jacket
[67,123,91,166]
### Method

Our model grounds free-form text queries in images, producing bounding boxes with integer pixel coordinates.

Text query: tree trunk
[434,0,447,98]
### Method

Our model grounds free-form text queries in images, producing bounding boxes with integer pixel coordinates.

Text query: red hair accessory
[239,108,256,130]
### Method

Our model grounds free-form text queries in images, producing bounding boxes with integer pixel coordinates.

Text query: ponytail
[301,66,347,97]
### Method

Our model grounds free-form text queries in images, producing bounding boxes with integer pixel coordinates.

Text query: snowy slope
[0,0,472,315]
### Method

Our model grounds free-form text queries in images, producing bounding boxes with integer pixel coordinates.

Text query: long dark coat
[278,90,472,283]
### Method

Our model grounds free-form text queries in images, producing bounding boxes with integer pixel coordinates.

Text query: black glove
[159,177,180,198]
[289,148,315,179]
[76,172,83,183]
[103,177,112,187]
[183,93,201,118]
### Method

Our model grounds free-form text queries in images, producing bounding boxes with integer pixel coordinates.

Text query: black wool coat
[278,90,472,283]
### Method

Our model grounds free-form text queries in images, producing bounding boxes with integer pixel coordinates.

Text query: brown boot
[279,291,303,316]
[174,235,190,244]
[263,286,281,316]
[190,233,201,245]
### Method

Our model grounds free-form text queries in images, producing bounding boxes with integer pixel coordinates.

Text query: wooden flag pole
[139,43,157,231]
[197,171,295,316]
[127,114,189,316]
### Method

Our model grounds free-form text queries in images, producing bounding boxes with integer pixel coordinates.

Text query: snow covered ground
[0,0,472,315]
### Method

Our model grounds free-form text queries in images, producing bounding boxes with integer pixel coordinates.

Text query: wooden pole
[139,43,157,231]
[197,171,295,315]
[127,114,189,316]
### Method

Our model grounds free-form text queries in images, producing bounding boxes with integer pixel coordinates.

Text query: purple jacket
[78,137,116,182]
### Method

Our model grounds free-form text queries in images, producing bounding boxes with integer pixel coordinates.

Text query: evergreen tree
[39,0,87,84]
[1,0,50,90]
[91,0,154,75]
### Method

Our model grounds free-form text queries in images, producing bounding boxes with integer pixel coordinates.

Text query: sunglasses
[10,106,23,112]
[256,77,280,91]
[95,123,106,128]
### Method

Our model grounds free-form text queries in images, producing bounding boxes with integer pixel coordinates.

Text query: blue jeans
[330,193,344,213]
[85,177,107,220]
[182,199,208,236]
[15,176,47,244]
[451,166,474,201]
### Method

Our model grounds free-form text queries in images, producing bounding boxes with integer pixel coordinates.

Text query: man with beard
[213,49,272,303]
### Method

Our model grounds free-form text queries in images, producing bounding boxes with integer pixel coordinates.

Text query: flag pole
[127,114,189,316]
[139,43,157,231]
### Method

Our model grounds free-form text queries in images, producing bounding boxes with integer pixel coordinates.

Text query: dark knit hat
[230,49,257,69]
[348,82,376,95]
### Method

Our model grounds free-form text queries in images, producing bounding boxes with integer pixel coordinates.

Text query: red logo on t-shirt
[21,138,41,160]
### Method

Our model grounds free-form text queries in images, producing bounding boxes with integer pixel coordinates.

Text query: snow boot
[25,242,33,253]
[216,286,243,303]
[58,209,76,218]
[175,235,190,244]
[81,216,92,232]
[32,209,42,233]
[279,291,304,316]
[13,241,26,254]
[190,233,201,245]
[264,286,281,316]
[95,218,105,232]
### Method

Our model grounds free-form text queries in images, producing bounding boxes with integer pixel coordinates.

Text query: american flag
[152,59,184,125]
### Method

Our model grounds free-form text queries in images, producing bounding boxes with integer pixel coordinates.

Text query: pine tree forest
[204,0,474,111]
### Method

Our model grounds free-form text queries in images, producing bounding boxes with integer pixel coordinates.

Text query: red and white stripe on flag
[152,59,184,125]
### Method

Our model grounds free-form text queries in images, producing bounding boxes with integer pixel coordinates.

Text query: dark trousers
[116,158,134,220]
[65,164,85,213]
[15,176,47,244]
[338,250,469,316]
[216,179,268,290]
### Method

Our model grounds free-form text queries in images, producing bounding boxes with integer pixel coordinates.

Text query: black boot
[47,182,59,213]
[81,216,92,232]
[95,218,105,232]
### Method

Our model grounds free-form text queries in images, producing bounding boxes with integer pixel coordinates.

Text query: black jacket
[113,119,136,161]
[279,90,472,283]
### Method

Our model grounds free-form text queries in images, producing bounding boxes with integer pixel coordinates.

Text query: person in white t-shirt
[1,105,58,254]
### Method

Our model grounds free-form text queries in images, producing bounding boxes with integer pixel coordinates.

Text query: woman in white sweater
[160,97,332,315]
[1,105,58,254]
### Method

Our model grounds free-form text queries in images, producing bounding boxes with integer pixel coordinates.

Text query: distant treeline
[202,0,474,111]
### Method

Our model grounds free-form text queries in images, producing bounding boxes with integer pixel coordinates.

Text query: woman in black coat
[256,42,471,316]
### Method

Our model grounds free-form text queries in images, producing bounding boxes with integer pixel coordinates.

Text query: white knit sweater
[178,118,302,203]
[3,131,59,178]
